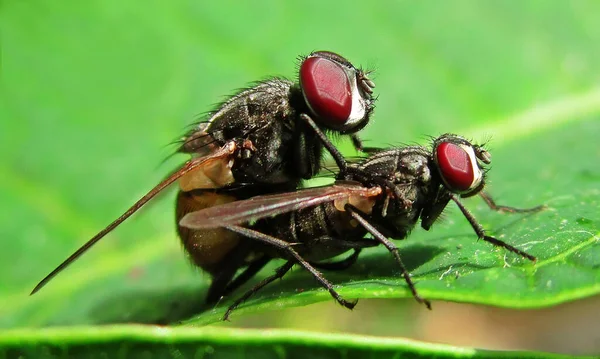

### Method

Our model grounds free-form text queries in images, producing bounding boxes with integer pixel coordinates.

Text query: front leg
[479,191,546,213]
[299,113,348,172]
[350,134,380,154]
[450,194,536,262]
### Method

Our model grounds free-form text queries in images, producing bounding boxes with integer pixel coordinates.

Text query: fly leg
[479,191,546,213]
[205,242,260,304]
[220,256,271,300]
[299,113,348,172]
[224,225,357,312]
[345,204,432,309]
[223,249,365,319]
[350,134,379,154]
[223,261,294,321]
[450,194,537,262]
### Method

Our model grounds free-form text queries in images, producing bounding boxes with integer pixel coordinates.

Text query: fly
[181,134,545,319]
[31,51,376,295]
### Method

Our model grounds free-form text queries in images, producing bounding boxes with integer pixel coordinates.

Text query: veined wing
[31,141,238,295]
[180,183,382,229]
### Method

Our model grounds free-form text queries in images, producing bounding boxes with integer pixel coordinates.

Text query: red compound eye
[436,142,476,192]
[300,55,352,126]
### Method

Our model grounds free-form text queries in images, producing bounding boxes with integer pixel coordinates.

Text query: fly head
[432,134,489,198]
[299,51,375,134]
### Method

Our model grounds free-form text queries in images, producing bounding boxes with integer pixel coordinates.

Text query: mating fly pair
[181,134,544,318]
[30,50,543,321]
[31,51,376,303]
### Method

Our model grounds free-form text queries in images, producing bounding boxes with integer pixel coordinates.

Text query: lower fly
[181,134,545,320]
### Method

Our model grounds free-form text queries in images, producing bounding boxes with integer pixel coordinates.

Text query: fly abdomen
[257,202,368,262]
[175,190,242,273]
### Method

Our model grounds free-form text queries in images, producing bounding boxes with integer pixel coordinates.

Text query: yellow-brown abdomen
[175,190,240,273]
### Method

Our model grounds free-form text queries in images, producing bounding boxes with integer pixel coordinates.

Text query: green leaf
[188,116,600,325]
[0,326,590,359]
[2,0,599,356]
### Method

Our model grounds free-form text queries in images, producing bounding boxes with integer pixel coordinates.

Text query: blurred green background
[2,0,600,355]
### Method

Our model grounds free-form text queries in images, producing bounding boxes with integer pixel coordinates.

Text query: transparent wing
[180,183,381,229]
[31,142,238,295]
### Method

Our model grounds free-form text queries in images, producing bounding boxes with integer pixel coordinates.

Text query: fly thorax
[395,153,431,184]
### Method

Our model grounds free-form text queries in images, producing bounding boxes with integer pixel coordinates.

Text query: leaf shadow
[79,284,209,325]
[78,226,534,326]
[201,244,449,312]
[81,244,445,325]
